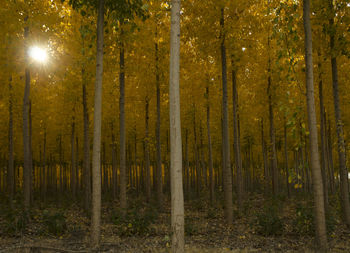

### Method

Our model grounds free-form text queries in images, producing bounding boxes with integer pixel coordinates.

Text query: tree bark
[91,0,104,246]
[71,118,76,198]
[318,63,329,208]
[8,75,14,204]
[155,38,163,208]
[82,69,91,211]
[284,117,290,198]
[145,97,151,201]
[169,0,185,251]
[267,39,278,195]
[220,8,233,224]
[303,0,328,250]
[119,29,127,212]
[328,0,350,226]
[261,119,269,195]
[206,85,215,204]
[232,66,243,211]
[23,21,31,211]
[111,124,117,199]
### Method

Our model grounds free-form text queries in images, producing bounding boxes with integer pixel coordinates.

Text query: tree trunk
[145,97,151,201]
[303,0,328,249]
[119,29,127,212]
[328,0,350,226]
[261,119,269,195]
[193,106,201,196]
[284,117,290,198]
[43,130,47,200]
[267,39,278,195]
[326,118,335,193]
[112,124,117,199]
[134,131,139,195]
[71,118,76,198]
[185,129,190,195]
[155,37,163,208]
[23,21,31,211]
[220,8,233,224]
[82,70,91,211]
[206,85,214,204]
[232,66,243,211]
[169,0,184,251]
[318,63,329,208]
[8,75,14,204]
[91,0,104,246]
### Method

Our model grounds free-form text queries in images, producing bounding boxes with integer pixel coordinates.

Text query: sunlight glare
[29,46,47,63]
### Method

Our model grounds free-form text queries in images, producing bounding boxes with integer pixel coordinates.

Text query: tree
[327,0,350,227]
[220,7,233,224]
[169,0,184,251]
[91,0,104,246]
[23,18,32,211]
[302,0,328,250]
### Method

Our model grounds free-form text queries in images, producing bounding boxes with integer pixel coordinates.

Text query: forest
[0,0,350,252]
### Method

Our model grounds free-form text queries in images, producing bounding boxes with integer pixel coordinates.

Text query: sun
[29,46,48,63]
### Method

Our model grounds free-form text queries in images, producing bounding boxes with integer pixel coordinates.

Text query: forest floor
[0,192,349,252]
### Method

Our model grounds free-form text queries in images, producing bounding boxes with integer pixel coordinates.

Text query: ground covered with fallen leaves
[0,192,349,252]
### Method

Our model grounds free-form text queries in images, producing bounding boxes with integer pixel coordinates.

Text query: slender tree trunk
[91,0,104,246]
[232,66,243,211]
[82,71,91,211]
[318,64,329,208]
[206,85,214,204]
[185,129,190,195]
[328,0,350,226]
[303,0,328,250]
[8,76,14,204]
[193,106,201,196]
[169,0,184,251]
[326,118,335,193]
[284,117,290,198]
[220,8,233,224]
[119,29,127,212]
[29,100,33,203]
[145,97,151,201]
[267,40,278,195]
[325,116,335,193]
[43,130,47,200]
[112,124,117,199]
[134,131,138,195]
[76,137,79,191]
[199,123,207,188]
[261,119,269,195]
[23,21,31,211]
[71,118,76,198]
[155,36,163,208]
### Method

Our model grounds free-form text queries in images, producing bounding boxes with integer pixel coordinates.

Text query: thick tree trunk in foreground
[91,0,104,246]
[169,0,184,251]
[303,0,328,250]
[220,8,233,224]
[328,0,350,226]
